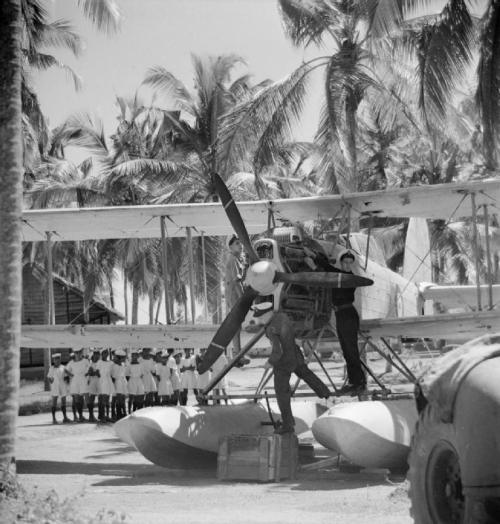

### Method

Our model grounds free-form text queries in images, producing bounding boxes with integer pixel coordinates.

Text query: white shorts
[50,382,68,398]
[158,379,173,396]
[98,377,114,396]
[181,372,198,390]
[171,373,180,391]
[114,377,128,396]
[88,377,99,396]
[69,376,88,395]
[142,373,157,393]
[128,377,145,396]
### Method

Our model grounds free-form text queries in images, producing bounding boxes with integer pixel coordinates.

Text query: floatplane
[21,177,500,471]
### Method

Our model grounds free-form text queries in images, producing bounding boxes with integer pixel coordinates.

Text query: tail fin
[403,218,433,314]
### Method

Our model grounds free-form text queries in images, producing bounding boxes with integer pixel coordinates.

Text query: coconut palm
[218,1,410,194]
[393,1,500,169]
[0,0,24,488]
[142,55,272,320]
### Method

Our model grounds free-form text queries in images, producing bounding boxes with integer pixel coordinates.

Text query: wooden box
[217,433,298,482]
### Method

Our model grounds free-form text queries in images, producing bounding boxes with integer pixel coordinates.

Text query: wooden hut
[22,263,124,367]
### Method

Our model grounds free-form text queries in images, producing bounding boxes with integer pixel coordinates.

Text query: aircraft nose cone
[245,260,278,295]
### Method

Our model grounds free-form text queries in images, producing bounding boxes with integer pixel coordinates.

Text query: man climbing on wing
[306,248,367,396]
[264,311,331,434]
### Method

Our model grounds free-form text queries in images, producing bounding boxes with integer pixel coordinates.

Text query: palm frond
[218,60,321,176]
[77,0,121,34]
[414,0,474,132]
[361,0,404,39]
[143,66,194,114]
[476,0,500,168]
[34,19,83,56]
[107,158,186,192]
[277,0,339,47]
[25,51,83,90]
[51,112,108,156]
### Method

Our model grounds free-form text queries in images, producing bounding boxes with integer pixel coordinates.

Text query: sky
[34,0,327,324]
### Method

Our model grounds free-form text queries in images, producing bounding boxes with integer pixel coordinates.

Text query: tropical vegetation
[2,0,500,484]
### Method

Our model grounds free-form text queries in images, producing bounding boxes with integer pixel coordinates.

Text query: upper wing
[420,284,500,310]
[360,310,500,341]
[22,179,500,241]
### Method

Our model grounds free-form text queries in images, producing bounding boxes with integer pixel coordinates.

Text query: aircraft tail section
[402,218,432,285]
[402,217,433,315]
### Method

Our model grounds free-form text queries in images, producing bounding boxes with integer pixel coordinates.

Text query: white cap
[338,249,356,262]
[52,353,61,359]
[115,349,126,357]
[130,348,140,354]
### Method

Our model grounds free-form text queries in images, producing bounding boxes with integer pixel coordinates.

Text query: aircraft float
[21,177,500,472]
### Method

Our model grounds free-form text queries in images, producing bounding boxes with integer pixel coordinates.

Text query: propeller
[197,173,374,375]
[275,271,373,288]
[211,172,259,264]
[197,286,257,374]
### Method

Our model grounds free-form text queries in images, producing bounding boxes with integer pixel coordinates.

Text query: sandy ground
[13,355,419,524]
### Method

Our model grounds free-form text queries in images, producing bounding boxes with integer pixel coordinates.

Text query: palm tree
[46,100,184,325]
[392,1,500,169]
[142,55,273,321]
[218,1,408,194]
[0,0,23,488]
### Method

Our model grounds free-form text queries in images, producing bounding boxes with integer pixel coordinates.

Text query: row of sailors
[47,347,229,424]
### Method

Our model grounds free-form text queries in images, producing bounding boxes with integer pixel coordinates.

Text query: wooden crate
[217,433,298,482]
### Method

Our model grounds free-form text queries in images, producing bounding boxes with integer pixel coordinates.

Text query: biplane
[20,177,500,471]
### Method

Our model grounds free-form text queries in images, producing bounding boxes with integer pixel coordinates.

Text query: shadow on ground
[17,457,398,492]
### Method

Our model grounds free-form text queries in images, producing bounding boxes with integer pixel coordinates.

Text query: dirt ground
[12,354,419,524]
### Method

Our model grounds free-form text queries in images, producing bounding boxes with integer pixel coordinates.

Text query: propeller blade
[275,271,373,288]
[211,172,259,264]
[197,287,258,374]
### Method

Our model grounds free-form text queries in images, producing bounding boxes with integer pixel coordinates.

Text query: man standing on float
[264,311,331,434]
[306,248,366,395]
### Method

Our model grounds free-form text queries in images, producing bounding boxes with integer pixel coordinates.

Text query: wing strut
[483,204,494,310]
[470,192,482,311]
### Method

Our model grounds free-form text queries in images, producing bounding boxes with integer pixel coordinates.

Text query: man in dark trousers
[305,248,366,396]
[264,311,331,434]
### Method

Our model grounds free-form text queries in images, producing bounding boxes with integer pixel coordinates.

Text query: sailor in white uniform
[111,349,128,420]
[87,348,100,422]
[66,348,90,422]
[180,348,198,405]
[153,348,163,405]
[140,348,157,407]
[96,348,114,422]
[156,350,173,405]
[212,351,229,405]
[196,348,212,405]
[125,349,144,412]
[47,353,70,424]
[167,348,181,405]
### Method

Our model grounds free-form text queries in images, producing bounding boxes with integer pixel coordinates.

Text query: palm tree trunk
[155,289,162,324]
[123,272,129,325]
[183,288,188,323]
[148,289,155,324]
[131,280,139,324]
[107,273,115,309]
[0,0,23,483]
